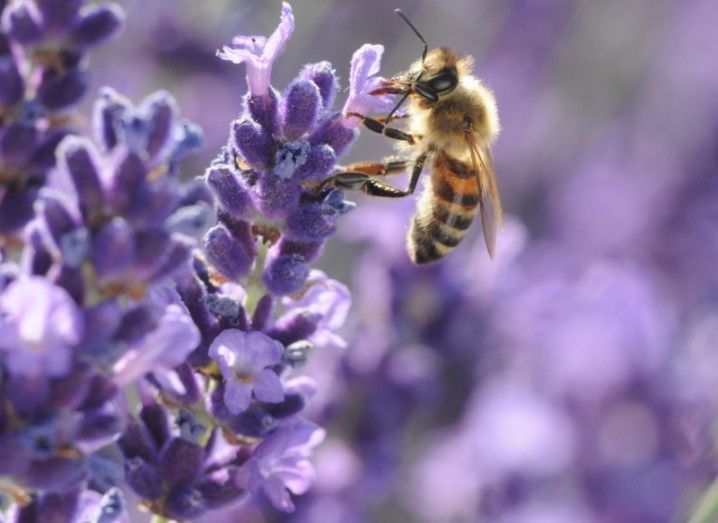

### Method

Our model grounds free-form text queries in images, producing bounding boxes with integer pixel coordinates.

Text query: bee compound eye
[428,70,458,94]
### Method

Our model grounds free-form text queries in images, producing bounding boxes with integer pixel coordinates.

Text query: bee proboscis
[318,9,503,263]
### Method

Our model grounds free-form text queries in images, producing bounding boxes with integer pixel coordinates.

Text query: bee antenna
[395,9,428,63]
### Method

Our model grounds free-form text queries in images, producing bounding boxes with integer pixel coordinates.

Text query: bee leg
[345,112,420,144]
[318,152,427,198]
[341,158,408,176]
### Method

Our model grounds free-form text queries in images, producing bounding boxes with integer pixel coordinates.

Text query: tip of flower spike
[218,2,295,97]
[343,43,398,129]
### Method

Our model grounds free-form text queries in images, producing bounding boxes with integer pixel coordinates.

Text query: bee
[318,9,503,263]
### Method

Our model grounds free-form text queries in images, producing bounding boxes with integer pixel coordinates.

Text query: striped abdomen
[408,151,478,264]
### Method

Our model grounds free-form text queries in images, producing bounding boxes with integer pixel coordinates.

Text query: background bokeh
[92,1,718,521]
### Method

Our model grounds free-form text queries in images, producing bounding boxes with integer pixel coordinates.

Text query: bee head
[413,48,460,102]
[394,10,461,103]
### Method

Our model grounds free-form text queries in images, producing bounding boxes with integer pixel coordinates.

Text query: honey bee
[318,9,503,263]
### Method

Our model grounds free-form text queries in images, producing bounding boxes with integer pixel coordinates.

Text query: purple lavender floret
[236,420,325,513]
[0,0,124,234]
[209,329,284,415]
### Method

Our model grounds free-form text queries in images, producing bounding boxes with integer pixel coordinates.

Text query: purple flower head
[39,88,207,298]
[209,329,284,414]
[342,44,397,129]
[112,286,200,392]
[218,2,294,97]
[239,420,325,512]
[0,276,82,377]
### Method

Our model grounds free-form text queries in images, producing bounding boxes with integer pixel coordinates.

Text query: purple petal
[225,380,252,414]
[342,43,396,128]
[246,331,283,368]
[262,476,295,512]
[263,2,295,61]
[217,2,294,97]
[254,368,284,404]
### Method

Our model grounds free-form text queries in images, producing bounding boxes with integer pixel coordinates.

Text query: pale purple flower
[217,2,294,97]
[0,276,82,377]
[209,329,284,414]
[238,420,325,512]
[280,270,351,348]
[342,44,397,129]
[112,287,200,391]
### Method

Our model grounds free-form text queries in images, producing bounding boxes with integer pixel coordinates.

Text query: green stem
[245,242,269,315]
[150,515,171,523]
[688,476,718,523]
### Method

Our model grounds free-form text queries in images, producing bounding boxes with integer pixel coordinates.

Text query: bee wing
[464,127,503,258]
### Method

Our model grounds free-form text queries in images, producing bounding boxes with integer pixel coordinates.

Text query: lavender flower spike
[342,43,397,128]
[209,329,284,414]
[217,2,294,97]
[0,276,82,377]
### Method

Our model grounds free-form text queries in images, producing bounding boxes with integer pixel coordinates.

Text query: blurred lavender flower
[238,420,325,513]
[0,0,123,234]
[0,276,82,377]
[29,87,208,300]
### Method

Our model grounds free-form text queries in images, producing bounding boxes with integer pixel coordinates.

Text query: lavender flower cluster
[0,2,385,521]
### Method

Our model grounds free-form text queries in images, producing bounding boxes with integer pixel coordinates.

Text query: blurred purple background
[92,1,718,521]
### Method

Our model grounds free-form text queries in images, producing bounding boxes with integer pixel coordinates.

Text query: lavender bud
[0,122,38,164]
[118,421,156,462]
[158,438,204,487]
[0,186,38,234]
[281,80,320,140]
[231,119,273,169]
[70,3,124,48]
[36,69,90,111]
[140,403,171,447]
[142,90,177,159]
[35,0,82,33]
[310,113,358,156]
[0,58,24,107]
[48,263,85,303]
[1,3,43,44]
[204,224,254,280]
[246,89,279,132]
[107,150,146,213]
[251,294,274,331]
[125,458,162,500]
[125,180,179,228]
[299,61,339,110]
[206,164,253,218]
[262,253,310,296]
[93,87,131,151]
[57,137,105,213]
[294,143,336,181]
[91,217,135,280]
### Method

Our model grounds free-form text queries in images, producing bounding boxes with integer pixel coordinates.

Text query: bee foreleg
[345,112,420,144]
